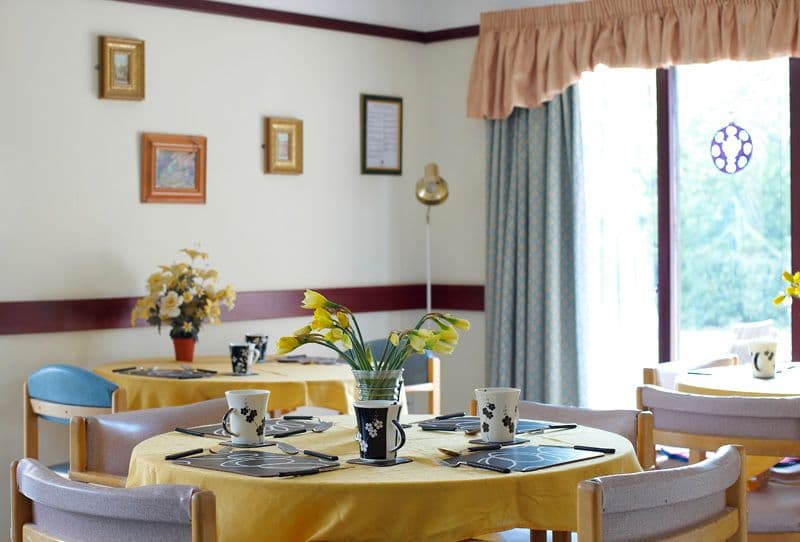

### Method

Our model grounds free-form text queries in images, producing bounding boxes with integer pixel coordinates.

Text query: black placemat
[172,450,339,477]
[440,445,602,473]
[189,418,323,438]
[112,367,215,379]
[418,416,551,434]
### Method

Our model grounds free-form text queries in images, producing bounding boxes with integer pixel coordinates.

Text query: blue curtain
[485,86,585,405]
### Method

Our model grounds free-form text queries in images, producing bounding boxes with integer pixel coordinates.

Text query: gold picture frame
[99,36,144,100]
[265,118,303,174]
[141,133,206,204]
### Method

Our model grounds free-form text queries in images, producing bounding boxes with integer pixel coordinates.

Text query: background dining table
[126,415,641,542]
[95,355,356,413]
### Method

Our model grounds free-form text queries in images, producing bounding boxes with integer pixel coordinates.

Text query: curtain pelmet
[468,0,800,119]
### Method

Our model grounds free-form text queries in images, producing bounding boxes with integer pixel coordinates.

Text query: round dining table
[674,362,800,397]
[95,356,356,413]
[126,415,641,542]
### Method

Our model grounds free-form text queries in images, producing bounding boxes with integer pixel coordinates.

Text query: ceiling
[217,0,580,31]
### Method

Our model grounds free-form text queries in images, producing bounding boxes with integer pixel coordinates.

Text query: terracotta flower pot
[173,337,195,362]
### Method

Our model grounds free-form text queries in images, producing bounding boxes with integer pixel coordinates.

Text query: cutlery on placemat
[538,444,616,454]
[438,459,511,474]
[274,428,307,438]
[434,411,467,420]
[303,449,339,461]
[165,448,205,460]
[276,442,299,455]
[174,427,226,439]
[437,444,502,457]
[687,370,711,375]
[311,421,333,433]
[523,424,578,435]
[112,366,137,373]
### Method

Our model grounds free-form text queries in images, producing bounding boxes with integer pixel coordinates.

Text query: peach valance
[467,0,800,119]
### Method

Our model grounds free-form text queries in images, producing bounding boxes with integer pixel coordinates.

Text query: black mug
[229,342,257,375]
[245,333,269,363]
[353,400,406,461]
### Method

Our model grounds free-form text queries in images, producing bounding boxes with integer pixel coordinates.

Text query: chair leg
[530,530,547,542]
[552,531,572,542]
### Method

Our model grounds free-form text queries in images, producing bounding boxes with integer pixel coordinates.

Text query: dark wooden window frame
[657,59,800,361]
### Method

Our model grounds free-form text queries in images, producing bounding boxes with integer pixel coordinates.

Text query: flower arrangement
[773,271,800,306]
[275,289,470,371]
[130,248,236,340]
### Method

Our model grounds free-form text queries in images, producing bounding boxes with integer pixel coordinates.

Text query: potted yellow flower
[131,249,236,361]
[276,290,469,400]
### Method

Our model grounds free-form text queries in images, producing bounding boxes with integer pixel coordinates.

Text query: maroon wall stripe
[109,0,478,43]
[0,284,484,335]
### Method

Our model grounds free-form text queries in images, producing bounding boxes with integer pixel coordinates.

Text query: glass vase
[352,369,404,402]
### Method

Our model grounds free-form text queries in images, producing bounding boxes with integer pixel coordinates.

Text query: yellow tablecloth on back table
[127,416,641,542]
[95,356,356,413]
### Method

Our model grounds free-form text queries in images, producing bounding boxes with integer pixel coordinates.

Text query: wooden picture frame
[99,36,144,100]
[360,94,402,175]
[265,118,303,174]
[141,133,206,204]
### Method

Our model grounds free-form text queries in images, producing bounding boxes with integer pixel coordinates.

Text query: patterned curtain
[485,86,585,405]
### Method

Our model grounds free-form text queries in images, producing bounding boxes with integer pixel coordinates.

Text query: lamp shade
[415,163,449,206]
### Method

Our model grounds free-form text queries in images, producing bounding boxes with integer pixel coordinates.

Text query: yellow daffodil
[774,294,787,306]
[302,289,331,310]
[336,311,349,328]
[276,336,301,355]
[430,341,454,354]
[443,314,471,331]
[389,332,400,346]
[311,307,334,330]
[324,328,345,343]
[439,326,459,345]
[294,325,312,337]
[407,332,427,353]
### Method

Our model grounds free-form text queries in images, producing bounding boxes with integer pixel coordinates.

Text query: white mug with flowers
[130,249,236,344]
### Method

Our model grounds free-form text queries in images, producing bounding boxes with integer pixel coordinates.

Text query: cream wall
[0,0,487,534]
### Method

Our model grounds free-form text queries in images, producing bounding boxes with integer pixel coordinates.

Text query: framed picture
[141,133,207,204]
[99,36,145,100]
[360,94,402,175]
[265,118,303,174]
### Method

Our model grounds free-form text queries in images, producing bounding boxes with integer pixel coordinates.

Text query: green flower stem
[302,336,359,369]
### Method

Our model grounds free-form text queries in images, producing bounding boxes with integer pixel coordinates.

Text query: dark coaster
[219,440,275,448]
[220,372,258,377]
[346,457,413,467]
[468,437,529,446]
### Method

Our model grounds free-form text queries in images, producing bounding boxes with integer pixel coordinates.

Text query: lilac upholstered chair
[638,385,800,540]
[12,458,216,542]
[70,398,227,486]
[577,444,747,541]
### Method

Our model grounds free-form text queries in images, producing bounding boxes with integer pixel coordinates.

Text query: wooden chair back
[577,444,747,541]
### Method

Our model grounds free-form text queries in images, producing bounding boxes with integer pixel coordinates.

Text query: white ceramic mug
[474,387,520,443]
[353,400,406,461]
[749,338,777,379]
[221,389,270,445]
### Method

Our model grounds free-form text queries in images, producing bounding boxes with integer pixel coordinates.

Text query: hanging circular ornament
[710,122,753,174]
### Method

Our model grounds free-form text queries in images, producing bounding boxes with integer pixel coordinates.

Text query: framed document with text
[360,94,402,175]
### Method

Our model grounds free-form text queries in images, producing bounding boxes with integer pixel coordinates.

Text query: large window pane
[579,66,659,408]
[676,59,791,362]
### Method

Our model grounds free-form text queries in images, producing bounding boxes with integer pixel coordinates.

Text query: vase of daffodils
[276,290,469,401]
[130,248,236,361]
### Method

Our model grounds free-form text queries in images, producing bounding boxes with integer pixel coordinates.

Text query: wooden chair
[70,398,227,486]
[638,384,800,541]
[468,399,655,542]
[12,458,216,542]
[366,339,441,414]
[24,364,126,475]
[577,444,747,541]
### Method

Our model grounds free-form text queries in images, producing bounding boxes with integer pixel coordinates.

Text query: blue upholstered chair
[11,458,216,542]
[24,364,126,474]
[365,338,441,414]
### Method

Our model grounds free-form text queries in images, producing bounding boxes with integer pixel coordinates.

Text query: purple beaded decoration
[710,122,753,174]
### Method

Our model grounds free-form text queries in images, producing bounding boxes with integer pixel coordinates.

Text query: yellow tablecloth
[95,356,356,413]
[675,363,800,481]
[127,416,641,542]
